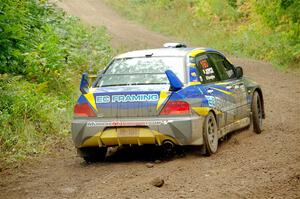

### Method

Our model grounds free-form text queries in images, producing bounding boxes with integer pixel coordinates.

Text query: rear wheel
[251,91,263,134]
[78,147,107,163]
[203,112,218,156]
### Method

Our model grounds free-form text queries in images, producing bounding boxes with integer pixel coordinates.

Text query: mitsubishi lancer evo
[72,43,265,162]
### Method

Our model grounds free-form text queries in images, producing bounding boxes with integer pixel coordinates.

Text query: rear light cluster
[74,103,96,117]
[160,101,190,115]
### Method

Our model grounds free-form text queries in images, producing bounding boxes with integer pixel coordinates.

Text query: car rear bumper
[71,115,205,148]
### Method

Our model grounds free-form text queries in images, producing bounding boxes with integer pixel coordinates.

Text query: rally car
[72,43,265,162]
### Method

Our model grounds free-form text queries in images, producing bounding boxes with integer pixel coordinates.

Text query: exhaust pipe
[162,140,174,152]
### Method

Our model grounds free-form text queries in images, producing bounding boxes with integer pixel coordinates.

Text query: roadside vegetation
[0,0,113,165]
[106,0,299,69]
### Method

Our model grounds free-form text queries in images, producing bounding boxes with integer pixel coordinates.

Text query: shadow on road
[80,128,250,165]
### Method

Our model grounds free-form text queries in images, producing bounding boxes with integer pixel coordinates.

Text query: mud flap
[200,145,207,155]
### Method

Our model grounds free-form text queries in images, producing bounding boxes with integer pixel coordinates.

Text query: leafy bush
[0,0,113,164]
[0,0,112,86]
[0,74,71,161]
[254,0,300,66]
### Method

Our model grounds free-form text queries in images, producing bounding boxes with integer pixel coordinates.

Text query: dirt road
[1,0,299,198]
[53,0,172,49]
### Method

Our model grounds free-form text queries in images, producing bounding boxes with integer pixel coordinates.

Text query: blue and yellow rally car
[72,43,265,162]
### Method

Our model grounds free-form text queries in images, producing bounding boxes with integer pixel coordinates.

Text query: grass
[0,1,113,166]
[104,0,300,69]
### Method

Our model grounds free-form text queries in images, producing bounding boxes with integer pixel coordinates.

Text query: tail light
[160,101,190,115]
[74,103,96,117]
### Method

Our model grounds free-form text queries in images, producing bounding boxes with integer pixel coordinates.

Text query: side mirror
[80,73,89,94]
[235,66,243,79]
[165,70,183,91]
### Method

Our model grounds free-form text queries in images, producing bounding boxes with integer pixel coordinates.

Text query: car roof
[115,47,221,59]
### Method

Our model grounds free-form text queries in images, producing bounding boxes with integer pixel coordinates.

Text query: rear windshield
[96,56,185,87]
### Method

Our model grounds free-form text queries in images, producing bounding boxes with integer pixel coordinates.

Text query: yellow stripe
[188,49,205,57]
[84,93,97,111]
[227,58,233,64]
[213,87,232,95]
[156,91,169,110]
[188,82,201,86]
[193,107,222,117]
[192,107,211,116]
[215,82,229,85]
[211,87,232,95]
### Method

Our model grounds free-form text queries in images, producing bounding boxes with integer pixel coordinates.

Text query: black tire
[78,147,107,163]
[203,112,218,156]
[251,91,263,134]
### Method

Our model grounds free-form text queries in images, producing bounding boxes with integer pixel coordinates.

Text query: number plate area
[116,127,140,137]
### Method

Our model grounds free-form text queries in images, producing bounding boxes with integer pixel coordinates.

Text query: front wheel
[203,112,218,156]
[251,91,263,134]
[78,147,107,163]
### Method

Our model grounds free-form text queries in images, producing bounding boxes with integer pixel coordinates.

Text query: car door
[207,53,248,122]
[191,53,233,127]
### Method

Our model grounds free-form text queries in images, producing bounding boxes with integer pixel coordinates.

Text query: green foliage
[0,0,113,164]
[106,0,300,68]
[254,0,300,65]
[0,74,71,161]
[195,0,239,21]
[0,0,112,84]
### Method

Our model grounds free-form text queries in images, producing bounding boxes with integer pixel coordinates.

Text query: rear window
[96,57,185,87]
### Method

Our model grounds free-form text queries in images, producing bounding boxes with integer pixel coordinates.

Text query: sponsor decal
[203,67,214,75]
[205,95,216,107]
[86,120,171,127]
[96,94,159,104]
[199,59,209,69]
[199,76,203,82]
[205,95,235,110]
[205,75,216,80]
[96,95,110,103]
